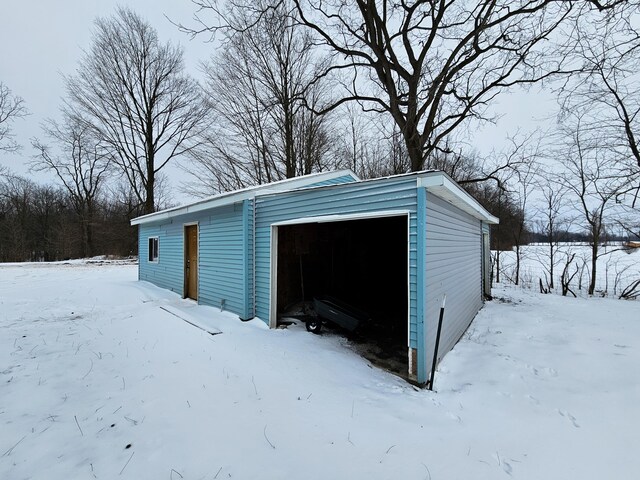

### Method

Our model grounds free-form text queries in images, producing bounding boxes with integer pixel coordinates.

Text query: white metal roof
[254,169,499,224]
[417,172,499,224]
[130,169,359,226]
[131,169,498,226]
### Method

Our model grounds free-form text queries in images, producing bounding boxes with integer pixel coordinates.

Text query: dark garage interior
[276,215,408,375]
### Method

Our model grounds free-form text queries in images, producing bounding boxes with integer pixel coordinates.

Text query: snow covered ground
[1,262,639,479]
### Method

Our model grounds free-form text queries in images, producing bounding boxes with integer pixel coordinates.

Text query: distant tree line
[0,168,139,261]
[529,230,638,244]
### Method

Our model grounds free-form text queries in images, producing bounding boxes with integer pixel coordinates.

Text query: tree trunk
[515,244,520,286]
[549,242,555,290]
[406,131,423,172]
[589,240,598,295]
[284,106,295,178]
[144,183,154,215]
[145,151,155,215]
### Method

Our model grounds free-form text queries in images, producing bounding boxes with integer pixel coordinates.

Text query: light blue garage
[131,170,498,385]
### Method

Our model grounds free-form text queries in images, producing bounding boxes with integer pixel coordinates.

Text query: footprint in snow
[557,409,580,428]
[527,364,558,378]
[493,452,513,476]
[526,394,540,405]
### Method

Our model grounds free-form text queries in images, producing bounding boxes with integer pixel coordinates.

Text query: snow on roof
[130,169,359,226]
[254,169,498,224]
[131,169,498,226]
[418,171,499,224]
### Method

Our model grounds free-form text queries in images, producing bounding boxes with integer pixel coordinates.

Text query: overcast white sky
[0,1,556,203]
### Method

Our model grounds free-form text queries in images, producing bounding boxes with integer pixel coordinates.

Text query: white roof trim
[271,210,411,227]
[131,168,497,227]
[131,169,359,226]
[417,173,499,224]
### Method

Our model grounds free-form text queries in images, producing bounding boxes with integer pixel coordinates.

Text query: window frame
[148,236,159,263]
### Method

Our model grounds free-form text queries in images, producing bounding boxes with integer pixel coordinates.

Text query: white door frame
[268,210,412,336]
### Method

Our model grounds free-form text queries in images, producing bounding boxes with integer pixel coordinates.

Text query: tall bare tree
[65,8,210,214]
[0,82,28,153]
[186,0,628,174]
[333,103,371,174]
[556,112,637,295]
[552,7,640,293]
[31,116,111,257]
[510,161,538,286]
[559,8,640,208]
[187,0,334,194]
[534,175,568,291]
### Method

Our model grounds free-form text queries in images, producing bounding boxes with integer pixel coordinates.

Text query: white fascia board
[417,173,499,224]
[131,169,359,226]
[271,210,411,227]
[130,190,255,226]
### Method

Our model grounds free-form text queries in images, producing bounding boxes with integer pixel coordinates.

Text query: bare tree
[0,167,146,261]
[0,82,28,152]
[0,171,67,261]
[185,0,629,174]
[334,103,368,174]
[560,10,640,200]
[548,5,640,296]
[534,175,569,291]
[560,251,579,297]
[187,0,334,194]
[331,106,416,179]
[556,112,637,295]
[31,116,111,257]
[64,7,210,214]
[510,162,538,286]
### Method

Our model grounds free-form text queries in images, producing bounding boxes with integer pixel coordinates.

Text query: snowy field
[494,243,640,298]
[1,262,639,479]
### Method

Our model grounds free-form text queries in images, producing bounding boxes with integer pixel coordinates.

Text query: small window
[148,237,159,262]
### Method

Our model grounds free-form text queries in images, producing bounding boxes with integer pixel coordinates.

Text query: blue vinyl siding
[139,222,185,294]
[416,187,427,383]
[254,177,419,348]
[198,203,246,317]
[137,202,252,319]
[243,199,255,319]
[424,192,483,373]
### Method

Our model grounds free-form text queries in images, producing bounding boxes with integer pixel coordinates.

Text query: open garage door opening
[273,215,409,377]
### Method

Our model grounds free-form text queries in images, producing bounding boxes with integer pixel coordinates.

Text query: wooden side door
[185,225,198,300]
